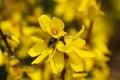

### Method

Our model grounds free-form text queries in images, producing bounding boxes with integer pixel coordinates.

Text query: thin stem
[86,21,93,43]
[61,68,66,80]
[0,28,15,56]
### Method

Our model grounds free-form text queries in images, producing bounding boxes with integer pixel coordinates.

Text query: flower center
[52,28,58,35]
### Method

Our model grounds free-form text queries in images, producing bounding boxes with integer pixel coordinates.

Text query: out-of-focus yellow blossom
[12,12,22,24]
[64,65,87,80]
[1,12,21,38]
[0,50,4,66]
[6,0,27,13]
[38,15,66,38]
[23,66,42,80]
[54,0,104,22]
[85,17,112,80]
[91,62,110,80]
[16,26,49,58]
[7,59,42,80]
[7,58,23,80]
[27,6,44,24]
[0,12,22,48]
[54,0,80,22]
[21,26,50,40]
[91,17,112,61]
[16,36,33,58]
[77,0,104,20]
[84,58,94,72]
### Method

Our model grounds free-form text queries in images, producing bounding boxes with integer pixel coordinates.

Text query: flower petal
[31,49,50,64]
[67,52,81,65]
[73,25,85,39]
[84,59,94,72]
[73,48,96,58]
[28,42,47,57]
[56,41,65,52]
[38,15,51,33]
[46,48,56,63]
[52,17,64,29]
[72,38,86,49]
[30,36,44,43]
[70,58,84,72]
[54,51,64,72]
[50,58,57,74]
[49,17,66,38]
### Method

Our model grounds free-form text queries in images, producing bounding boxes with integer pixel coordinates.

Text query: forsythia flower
[54,0,81,22]
[91,62,110,80]
[7,58,23,80]
[38,15,66,38]
[28,15,95,75]
[28,15,66,74]
[23,66,42,80]
[54,0,104,22]
[78,0,104,20]
[56,26,96,72]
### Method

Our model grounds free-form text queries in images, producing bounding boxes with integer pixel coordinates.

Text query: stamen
[52,28,58,35]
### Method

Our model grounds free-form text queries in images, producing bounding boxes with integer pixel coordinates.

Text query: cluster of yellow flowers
[0,0,112,80]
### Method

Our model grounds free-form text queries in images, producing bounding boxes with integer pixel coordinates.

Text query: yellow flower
[54,0,80,22]
[28,37,48,64]
[38,15,66,38]
[0,13,21,38]
[56,26,96,72]
[16,26,49,59]
[23,66,42,80]
[27,6,44,24]
[63,63,88,80]
[78,0,104,19]
[28,36,64,74]
[7,58,23,80]
[28,15,67,74]
[91,63,110,80]
[85,17,112,63]
[54,0,103,22]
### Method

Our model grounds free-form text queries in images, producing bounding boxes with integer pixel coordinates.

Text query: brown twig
[0,28,15,56]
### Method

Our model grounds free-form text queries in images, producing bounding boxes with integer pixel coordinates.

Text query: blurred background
[0,0,120,80]
[102,0,120,80]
